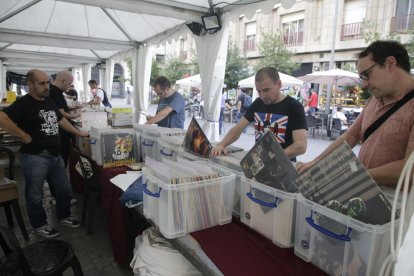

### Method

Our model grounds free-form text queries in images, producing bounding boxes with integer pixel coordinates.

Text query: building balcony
[283,31,303,47]
[391,14,414,33]
[244,39,256,52]
[341,22,363,41]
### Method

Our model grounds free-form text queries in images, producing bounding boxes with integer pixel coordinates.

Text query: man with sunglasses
[297,40,414,191]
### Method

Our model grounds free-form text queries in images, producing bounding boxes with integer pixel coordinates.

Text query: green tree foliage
[164,57,190,83]
[256,31,300,74]
[225,42,249,89]
[150,59,162,85]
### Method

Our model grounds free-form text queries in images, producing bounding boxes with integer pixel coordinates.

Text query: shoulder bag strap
[363,90,414,141]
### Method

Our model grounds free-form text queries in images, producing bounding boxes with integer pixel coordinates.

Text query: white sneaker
[59,216,81,228]
[51,198,78,206]
[33,224,60,238]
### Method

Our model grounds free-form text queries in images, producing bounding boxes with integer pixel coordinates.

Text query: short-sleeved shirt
[244,95,307,150]
[2,94,63,155]
[347,92,414,171]
[49,84,69,113]
[309,92,318,108]
[156,91,185,129]
[92,88,105,107]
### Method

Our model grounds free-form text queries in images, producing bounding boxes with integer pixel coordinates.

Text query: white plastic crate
[140,132,161,162]
[90,127,138,166]
[142,163,236,239]
[294,194,395,276]
[240,177,297,247]
[210,151,246,217]
[157,135,185,161]
[81,111,108,132]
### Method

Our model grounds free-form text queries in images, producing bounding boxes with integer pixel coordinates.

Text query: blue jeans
[20,152,72,228]
[219,107,224,133]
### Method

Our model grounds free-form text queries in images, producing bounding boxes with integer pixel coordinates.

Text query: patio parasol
[298,68,360,112]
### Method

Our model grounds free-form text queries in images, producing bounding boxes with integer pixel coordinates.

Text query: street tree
[164,57,190,83]
[256,31,300,74]
[225,42,249,89]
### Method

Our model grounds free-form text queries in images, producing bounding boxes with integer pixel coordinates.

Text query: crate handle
[246,188,278,208]
[89,138,97,144]
[160,147,173,156]
[142,140,154,147]
[305,211,352,242]
[143,183,161,198]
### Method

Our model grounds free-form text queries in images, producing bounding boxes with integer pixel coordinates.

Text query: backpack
[243,93,252,109]
[99,88,112,108]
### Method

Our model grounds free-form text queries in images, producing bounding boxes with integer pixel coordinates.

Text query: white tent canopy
[238,73,303,100]
[0,0,295,141]
[176,74,202,88]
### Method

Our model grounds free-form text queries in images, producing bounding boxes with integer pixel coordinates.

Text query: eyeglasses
[359,63,380,81]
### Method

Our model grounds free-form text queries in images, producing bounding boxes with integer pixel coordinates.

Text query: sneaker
[33,224,60,238]
[51,198,78,206]
[59,216,81,228]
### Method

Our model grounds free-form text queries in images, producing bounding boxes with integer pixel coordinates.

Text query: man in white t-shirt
[333,106,349,130]
[87,79,105,108]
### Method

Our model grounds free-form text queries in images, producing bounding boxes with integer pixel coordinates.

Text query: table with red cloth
[69,146,142,266]
[190,219,327,276]
[69,146,326,274]
[134,204,326,276]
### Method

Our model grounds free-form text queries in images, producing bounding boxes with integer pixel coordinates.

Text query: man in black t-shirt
[0,69,89,238]
[211,67,307,160]
[49,71,81,167]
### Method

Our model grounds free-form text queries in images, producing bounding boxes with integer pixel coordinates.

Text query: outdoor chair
[73,147,100,235]
[305,115,316,138]
[330,118,346,139]
[0,147,29,241]
[0,224,84,275]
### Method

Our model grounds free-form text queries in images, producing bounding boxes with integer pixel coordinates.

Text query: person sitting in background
[333,106,349,131]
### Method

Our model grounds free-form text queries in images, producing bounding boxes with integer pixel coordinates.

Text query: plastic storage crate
[142,163,236,239]
[294,194,394,276]
[90,127,138,166]
[210,151,246,217]
[135,124,186,162]
[80,111,108,132]
[140,131,161,162]
[240,177,297,247]
[157,135,185,161]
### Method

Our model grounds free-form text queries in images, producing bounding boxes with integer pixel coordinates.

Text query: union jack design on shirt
[254,112,288,143]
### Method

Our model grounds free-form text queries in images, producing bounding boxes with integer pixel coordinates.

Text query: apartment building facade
[157,0,414,78]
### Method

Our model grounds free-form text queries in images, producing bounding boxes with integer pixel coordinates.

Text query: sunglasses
[359,63,380,81]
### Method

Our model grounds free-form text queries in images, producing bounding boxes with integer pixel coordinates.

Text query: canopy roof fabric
[0,0,295,75]
[0,0,240,74]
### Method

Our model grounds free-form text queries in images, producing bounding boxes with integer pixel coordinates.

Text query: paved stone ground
[0,99,360,276]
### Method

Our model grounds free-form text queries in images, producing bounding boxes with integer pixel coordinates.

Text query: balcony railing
[244,38,256,52]
[391,14,414,33]
[341,22,363,40]
[282,31,303,47]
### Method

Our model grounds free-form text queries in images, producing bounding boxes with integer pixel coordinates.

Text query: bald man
[49,70,81,167]
[0,69,89,238]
